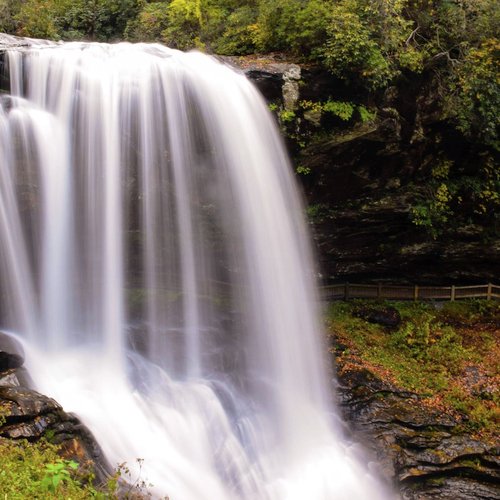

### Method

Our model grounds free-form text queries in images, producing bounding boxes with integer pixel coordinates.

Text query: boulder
[0,382,110,484]
[0,367,34,388]
[334,352,500,499]
[0,332,25,371]
[353,305,402,328]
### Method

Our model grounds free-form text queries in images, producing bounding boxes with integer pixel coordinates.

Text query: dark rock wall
[334,348,500,500]
[235,56,499,285]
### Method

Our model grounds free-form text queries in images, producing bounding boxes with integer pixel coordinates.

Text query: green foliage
[321,0,414,89]
[326,299,499,432]
[212,5,257,55]
[322,3,388,89]
[452,39,500,150]
[322,100,355,121]
[0,0,21,33]
[305,203,332,223]
[254,0,302,53]
[255,0,332,58]
[0,439,95,498]
[440,298,500,325]
[14,0,143,41]
[295,164,311,175]
[300,99,376,123]
[411,182,453,239]
[125,2,170,42]
[397,45,425,73]
[0,0,497,173]
[357,105,376,123]
[41,459,79,493]
[410,159,455,238]
[410,151,499,238]
[156,0,257,53]
[0,438,158,498]
[278,109,295,123]
[161,0,204,50]
[452,154,500,218]
[14,0,62,39]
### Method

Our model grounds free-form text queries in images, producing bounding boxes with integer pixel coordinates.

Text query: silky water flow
[0,38,392,499]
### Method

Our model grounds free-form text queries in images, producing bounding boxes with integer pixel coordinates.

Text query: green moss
[326,300,500,434]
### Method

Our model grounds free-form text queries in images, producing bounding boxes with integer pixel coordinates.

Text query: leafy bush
[452,39,500,150]
[14,0,143,41]
[0,437,157,498]
[0,439,96,498]
[255,0,332,57]
[125,2,170,42]
[161,0,205,50]
[0,0,21,33]
[322,0,415,89]
[212,5,257,55]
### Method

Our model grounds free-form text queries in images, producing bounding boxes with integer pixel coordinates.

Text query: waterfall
[0,39,391,499]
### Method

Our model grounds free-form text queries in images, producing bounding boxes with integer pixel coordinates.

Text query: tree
[125,1,170,42]
[321,0,431,90]
[453,39,500,150]
[0,0,22,33]
[14,0,143,41]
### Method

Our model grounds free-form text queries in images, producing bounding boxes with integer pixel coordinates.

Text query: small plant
[358,105,376,123]
[278,109,296,123]
[41,458,79,493]
[0,438,162,499]
[322,100,354,121]
[295,165,311,175]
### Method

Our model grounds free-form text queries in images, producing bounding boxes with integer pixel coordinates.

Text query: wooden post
[487,283,492,300]
[414,284,419,301]
[377,283,382,299]
[344,282,349,300]
[451,285,456,302]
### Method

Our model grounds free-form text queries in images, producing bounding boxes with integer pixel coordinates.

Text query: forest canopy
[0,0,498,148]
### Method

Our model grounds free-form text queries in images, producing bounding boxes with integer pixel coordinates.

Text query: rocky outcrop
[353,304,402,328]
[297,114,500,284]
[0,333,110,483]
[0,333,25,370]
[226,55,500,285]
[334,351,500,499]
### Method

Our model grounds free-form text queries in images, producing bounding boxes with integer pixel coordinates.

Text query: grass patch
[326,299,500,436]
[0,437,158,499]
[0,438,100,499]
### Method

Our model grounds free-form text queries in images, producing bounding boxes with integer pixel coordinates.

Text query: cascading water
[0,37,392,499]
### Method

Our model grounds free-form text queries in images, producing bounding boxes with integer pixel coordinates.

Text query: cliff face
[1,38,497,284]
[229,55,499,285]
[334,352,500,500]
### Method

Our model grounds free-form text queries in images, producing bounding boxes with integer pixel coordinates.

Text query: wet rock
[0,384,110,483]
[0,33,33,49]
[461,365,497,400]
[219,55,300,102]
[0,332,25,370]
[334,354,500,499]
[0,367,34,388]
[353,305,402,328]
[282,64,301,111]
